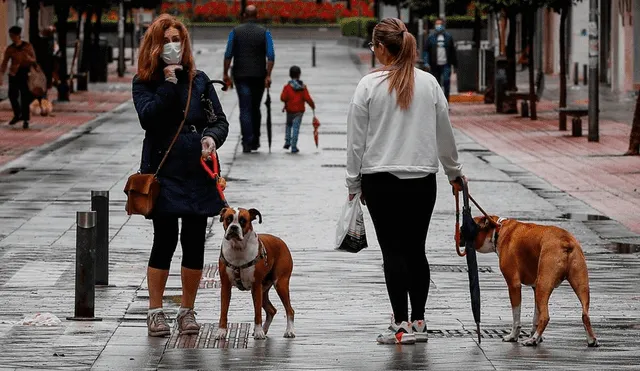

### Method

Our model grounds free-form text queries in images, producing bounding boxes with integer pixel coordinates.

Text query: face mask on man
[162,42,182,65]
[435,25,444,33]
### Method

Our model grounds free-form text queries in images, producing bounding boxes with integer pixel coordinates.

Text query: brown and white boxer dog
[472,215,599,347]
[214,207,295,340]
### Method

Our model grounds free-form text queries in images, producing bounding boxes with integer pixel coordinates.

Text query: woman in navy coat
[132,14,229,337]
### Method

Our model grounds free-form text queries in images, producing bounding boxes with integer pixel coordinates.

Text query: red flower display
[163,0,374,24]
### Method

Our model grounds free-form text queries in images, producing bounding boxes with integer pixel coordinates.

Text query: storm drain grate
[321,164,347,168]
[430,264,494,273]
[322,147,347,151]
[428,328,529,339]
[167,323,251,349]
[200,263,221,289]
[321,131,347,135]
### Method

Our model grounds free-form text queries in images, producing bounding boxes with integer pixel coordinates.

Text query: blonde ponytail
[373,18,417,110]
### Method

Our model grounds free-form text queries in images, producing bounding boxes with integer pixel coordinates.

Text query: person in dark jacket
[132,14,229,338]
[223,5,275,153]
[422,18,457,102]
[0,26,37,129]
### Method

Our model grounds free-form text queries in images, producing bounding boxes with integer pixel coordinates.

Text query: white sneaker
[377,321,416,345]
[411,320,428,342]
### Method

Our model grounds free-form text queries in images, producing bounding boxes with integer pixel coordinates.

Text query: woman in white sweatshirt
[345,18,466,345]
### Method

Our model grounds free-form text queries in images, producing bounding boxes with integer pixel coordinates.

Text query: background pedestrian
[423,18,457,102]
[0,26,36,129]
[280,65,315,153]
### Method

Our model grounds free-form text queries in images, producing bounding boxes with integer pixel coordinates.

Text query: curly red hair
[137,14,196,81]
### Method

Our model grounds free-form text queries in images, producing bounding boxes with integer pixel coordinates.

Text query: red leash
[200,153,227,203]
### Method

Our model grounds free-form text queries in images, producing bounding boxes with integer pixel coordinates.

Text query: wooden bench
[505,72,545,119]
[557,106,588,137]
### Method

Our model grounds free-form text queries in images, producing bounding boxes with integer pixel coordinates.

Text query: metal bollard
[67,211,102,321]
[77,72,88,91]
[312,42,316,67]
[91,191,109,286]
[573,62,579,86]
[572,117,583,137]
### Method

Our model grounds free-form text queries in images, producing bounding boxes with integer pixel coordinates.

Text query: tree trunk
[130,7,137,66]
[559,5,568,130]
[55,5,70,102]
[499,10,507,55]
[625,91,640,155]
[80,7,94,74]
[506,10,517,91]
[94,7,103,47]
[473,4,481,92]
[396,3,401,19]
[28,2,41,62]
[528,9,536,120]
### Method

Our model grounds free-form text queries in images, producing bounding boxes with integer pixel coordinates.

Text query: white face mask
[162,42,182,65]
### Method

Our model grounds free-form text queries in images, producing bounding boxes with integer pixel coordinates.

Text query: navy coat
[132,69,229,217]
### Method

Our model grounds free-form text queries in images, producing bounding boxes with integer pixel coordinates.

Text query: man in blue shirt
[223,5,275,153]
[423,18,456,102]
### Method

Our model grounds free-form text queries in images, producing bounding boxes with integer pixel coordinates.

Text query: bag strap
[154,75,194,177]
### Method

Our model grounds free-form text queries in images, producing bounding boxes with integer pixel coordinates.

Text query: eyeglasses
[368,42,375,52]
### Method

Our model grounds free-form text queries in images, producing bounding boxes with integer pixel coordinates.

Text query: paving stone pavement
[0,39,637,370]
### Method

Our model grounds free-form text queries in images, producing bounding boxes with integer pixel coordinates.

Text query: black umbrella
[265,88,272,153]
[459,177,482,343]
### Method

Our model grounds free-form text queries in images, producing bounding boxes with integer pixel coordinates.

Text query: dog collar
[492,218,507,253]
[220,239,267,291]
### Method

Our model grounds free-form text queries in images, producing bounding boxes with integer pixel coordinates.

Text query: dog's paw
[521,336,541,346]
[588,339,600,348]
[253,326,266,340]
[502,334,518,342]
[283,330,296,338]
[213,328,227,340]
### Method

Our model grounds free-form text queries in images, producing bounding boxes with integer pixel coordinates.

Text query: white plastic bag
[335,193,368,253]
[17,313,62,326]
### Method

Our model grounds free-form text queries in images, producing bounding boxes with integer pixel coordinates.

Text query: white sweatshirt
[346,68,463,194]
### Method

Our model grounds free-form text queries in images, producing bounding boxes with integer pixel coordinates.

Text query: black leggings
[149,216,208,270]
[362,172,437,323]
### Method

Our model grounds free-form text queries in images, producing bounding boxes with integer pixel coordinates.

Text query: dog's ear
[476,216,491,230]
[249,208,262,224]
[219,208,228,223]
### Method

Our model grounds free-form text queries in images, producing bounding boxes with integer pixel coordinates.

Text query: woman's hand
[163,65,183,83]
[450,175,468,193]
[201,136,216,158]
[348,193,366,205]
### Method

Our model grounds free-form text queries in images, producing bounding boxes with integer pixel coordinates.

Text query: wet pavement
[0,40,638,370]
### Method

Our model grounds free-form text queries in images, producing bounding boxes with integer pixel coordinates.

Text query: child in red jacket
[280,65,315,153]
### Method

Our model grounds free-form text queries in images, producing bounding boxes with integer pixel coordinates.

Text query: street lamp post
[439,0,445,20]
[588,0,599,142]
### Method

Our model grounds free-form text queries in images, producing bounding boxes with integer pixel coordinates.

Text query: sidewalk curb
[0,100,132,175]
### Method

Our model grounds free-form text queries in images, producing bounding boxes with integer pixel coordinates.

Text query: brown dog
[214,207,295,340]
[472,215,598,347]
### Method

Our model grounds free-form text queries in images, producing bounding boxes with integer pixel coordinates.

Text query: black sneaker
[22,121,29,129]
[283,144,290,150]
[242,146,252,153]
[291,147,300,153]
[8,117,20,126]
[251,142,261,150]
